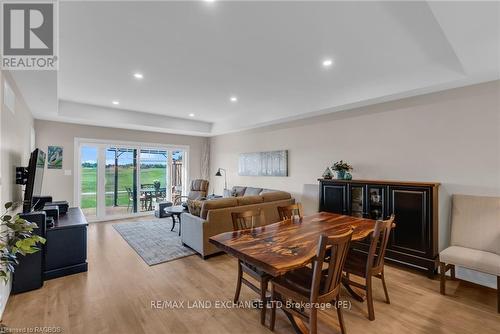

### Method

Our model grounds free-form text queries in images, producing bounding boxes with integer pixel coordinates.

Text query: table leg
[171,215,176,232]
[178,214,181,236]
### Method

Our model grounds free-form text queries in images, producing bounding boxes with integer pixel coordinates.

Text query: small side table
[165,205,187,236]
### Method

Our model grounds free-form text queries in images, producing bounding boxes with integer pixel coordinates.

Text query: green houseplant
[0,202,45,283]
[331,160,353,180]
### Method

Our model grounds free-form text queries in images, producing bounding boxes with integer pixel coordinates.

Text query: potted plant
[0,202,45,283]
[153,180,161,190]
[331,160,353,180]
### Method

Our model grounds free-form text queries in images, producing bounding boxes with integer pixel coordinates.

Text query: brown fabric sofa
[181,187,294,258]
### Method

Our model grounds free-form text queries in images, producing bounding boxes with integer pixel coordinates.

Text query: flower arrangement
[331,160,353,172]
[0,202,45,283]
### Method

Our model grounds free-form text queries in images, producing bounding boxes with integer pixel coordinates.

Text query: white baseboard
[0,279,11,321]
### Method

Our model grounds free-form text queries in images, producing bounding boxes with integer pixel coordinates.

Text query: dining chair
[270,228,354,334]
[342,214,395,321]
[231,209,271,325]
[277,203,304,221]
[125,187,147,212]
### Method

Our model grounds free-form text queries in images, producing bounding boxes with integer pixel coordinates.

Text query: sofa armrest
[181,213,206,256]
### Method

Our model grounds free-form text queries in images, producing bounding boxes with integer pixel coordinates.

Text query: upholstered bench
[439,194,500,313]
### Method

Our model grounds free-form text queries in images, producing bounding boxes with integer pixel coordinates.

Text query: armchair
[173,179,209,206]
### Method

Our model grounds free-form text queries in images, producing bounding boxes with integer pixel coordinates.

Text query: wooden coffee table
[165,205,187,236]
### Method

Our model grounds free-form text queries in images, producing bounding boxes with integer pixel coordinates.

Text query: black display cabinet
[319,178,440,277]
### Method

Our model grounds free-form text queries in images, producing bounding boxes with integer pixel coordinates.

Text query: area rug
[113,220,195,266]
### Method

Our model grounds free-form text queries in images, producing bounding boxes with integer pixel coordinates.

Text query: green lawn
[81,167,167,209]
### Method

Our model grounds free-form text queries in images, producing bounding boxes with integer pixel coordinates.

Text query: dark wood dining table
[209,212,377,333]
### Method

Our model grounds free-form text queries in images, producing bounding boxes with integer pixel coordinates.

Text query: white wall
[35,120,209,206]
[0,70,35,319]
[210,80,500,286]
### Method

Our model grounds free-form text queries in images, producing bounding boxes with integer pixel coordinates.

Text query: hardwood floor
[3,216,499,333]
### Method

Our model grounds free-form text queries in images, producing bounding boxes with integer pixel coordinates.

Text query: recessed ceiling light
[230,96,238,103]
[133,73,143,79]
[322,58,334,68]
[112,100,120,105]
[204,0,216,3]
[189,113,195,117]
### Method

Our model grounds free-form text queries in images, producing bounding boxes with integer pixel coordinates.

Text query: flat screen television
[22,149,46,213]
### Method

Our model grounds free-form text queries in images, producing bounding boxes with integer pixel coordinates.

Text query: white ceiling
[11,1,500,136]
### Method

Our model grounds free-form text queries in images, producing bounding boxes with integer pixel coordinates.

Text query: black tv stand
[44,207,88,280]
[12,207,88,294]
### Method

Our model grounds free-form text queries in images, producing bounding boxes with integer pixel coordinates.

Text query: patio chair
[126,187,147,212]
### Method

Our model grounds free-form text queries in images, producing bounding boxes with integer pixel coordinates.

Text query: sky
[81,147,183,165]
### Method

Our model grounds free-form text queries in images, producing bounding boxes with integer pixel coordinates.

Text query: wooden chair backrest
[277,203,304,220]
[310,228,353,303]
[367,215,395,274]
[231,209,266,231]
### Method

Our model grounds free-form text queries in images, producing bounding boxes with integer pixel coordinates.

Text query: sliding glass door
[80,146,98,217]
[139,149,168,212]
[105,147,137,216]
[76,140,188,221]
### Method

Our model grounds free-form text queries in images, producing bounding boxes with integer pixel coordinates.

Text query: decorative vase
[322,167,333,179]
[337,170,346,179]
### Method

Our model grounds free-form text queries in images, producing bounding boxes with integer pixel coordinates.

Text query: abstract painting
[47,146,63,169]
[238,150,288,176]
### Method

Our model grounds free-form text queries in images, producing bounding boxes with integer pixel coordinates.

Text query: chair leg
[439,262,447,295]
[336,296,347,334]
[450,264,456,280]
[309,306,318,334]
[270,285,276,331]
[366,276,375,321]
[234,261,243,303]
[260,277,269,326]
[380,271,390,304]
[497,276,499,314]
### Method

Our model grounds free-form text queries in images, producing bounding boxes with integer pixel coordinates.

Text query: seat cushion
[244,187,263,196]
[440,246,500,276]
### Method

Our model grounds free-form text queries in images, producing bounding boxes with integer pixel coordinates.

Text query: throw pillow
[187,199,203,217]
[231,186,247,197]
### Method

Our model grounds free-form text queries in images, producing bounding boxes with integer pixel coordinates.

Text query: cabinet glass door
[368,186,385,220]
[350,185,365,217]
